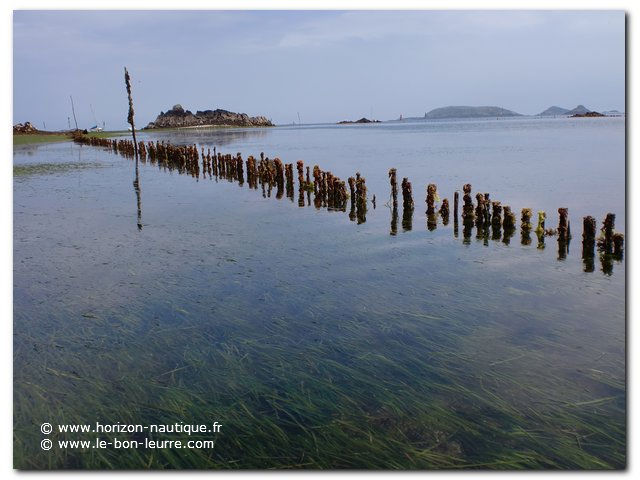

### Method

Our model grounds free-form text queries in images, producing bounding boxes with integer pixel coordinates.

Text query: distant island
[564,105,591,116]
[536,104,617,117]
[537,106,570,116]
[422,106,522,119]
[144,104,274,129]
[337,117,381,124]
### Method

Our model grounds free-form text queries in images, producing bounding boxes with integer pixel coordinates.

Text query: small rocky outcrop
[144,104,273,129]
[570,111,605,118]
[13,122,39,134]
[337,117,380,124]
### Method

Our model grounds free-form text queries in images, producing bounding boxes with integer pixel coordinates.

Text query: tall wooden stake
[124,67,139,162]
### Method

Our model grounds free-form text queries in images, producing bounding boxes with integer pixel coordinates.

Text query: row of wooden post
[74,133,623,273]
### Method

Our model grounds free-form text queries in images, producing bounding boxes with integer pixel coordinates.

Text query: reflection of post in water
[133,162,142,231]
[462,218,472,244]
[390,205,398,235]
[427,213,437,231]
[600,252,614,275]
[402,207,412,232]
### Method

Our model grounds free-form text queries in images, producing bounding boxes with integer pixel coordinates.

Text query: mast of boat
[69,95,79,130]
[297,112,301,126]
[90,103,98,127]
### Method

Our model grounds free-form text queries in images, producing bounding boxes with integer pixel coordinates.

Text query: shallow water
[13,117,625,469]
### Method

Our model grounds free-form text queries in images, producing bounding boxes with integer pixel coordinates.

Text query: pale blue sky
[13,10,625,129]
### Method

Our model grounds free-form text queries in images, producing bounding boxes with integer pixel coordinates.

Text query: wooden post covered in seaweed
[426,184,437,215]
[582,215,596,272]
[491,201,502,240]
[401,178,414,211]
[535,211,546,249]
[440,198,450,225]
[501,206,516,245]
[400,177,413,231]
[454,191,459,220]
[389,168,398,208]
[613,233,624,259]
[355,173,367,224]
[598,213,615,254]
[521,208,532,245]
[462,184,475,223]
[285,163,294,200]
[296,160,305,190]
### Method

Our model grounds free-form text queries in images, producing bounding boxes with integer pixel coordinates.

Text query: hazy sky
[13,10,625,129]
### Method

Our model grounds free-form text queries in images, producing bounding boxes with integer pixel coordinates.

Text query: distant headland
[144,104,274,129]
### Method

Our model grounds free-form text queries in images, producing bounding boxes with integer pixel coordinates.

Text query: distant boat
[89,125,103,132]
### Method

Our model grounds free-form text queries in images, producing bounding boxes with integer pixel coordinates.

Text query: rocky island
[337,117,381,124]
[570,111,606,118]
[423,106,522,119]
[144,104,274,129]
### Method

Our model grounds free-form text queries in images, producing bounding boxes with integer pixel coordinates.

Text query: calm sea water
[14,117,625,469]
